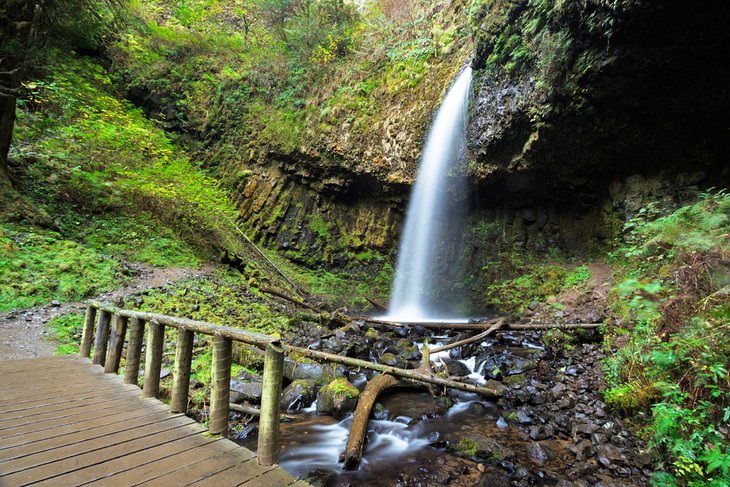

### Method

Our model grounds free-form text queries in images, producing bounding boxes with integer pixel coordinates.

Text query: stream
[234,330,601,486]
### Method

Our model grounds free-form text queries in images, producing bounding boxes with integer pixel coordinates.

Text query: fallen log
[283,344,503,397]
[260,286,321,312]
[364,297,387,311]
[428,319,505,354]
[229,403,297,420]
[357,316,506,331]
[507,323,602,330]
[341,373,400,470]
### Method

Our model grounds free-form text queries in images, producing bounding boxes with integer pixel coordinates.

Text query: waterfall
[384,67,472,322]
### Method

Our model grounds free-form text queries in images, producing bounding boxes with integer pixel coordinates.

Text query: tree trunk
[0,94,16,180]
[341,373,400,470]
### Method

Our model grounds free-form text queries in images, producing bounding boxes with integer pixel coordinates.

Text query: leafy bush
[604,190,730,484]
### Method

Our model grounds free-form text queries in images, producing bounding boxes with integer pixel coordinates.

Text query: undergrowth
[603,189,730,486]
[0,223,125,311]
[484,258,592,315]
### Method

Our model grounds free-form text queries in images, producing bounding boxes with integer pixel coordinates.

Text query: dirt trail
[0,262,216,360]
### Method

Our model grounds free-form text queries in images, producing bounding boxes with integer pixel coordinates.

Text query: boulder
[316,378,359,418]
[280,380,317,411]
[526,441,556,464]
[229,379,263,405]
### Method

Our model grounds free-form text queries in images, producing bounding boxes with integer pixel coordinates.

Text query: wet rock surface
[250,324,651,486]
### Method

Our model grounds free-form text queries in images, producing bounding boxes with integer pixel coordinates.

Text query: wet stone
[526,442,556,464]
[280,379,316,411]
[515,409,532,425]
[444,359,471,377]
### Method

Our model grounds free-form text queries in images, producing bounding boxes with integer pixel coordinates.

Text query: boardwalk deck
[0,356,305,487]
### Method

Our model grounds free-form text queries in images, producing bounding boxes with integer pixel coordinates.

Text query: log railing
[80,300,284,466]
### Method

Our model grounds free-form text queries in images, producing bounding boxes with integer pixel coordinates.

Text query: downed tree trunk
[260,286,321,312]
[364,296,387,311]
[428,319,505,355]
[229,402,297,420]
[283,345,503,397]
[341,373,400,470]
[358,317,506,331]
[507,323,602,330]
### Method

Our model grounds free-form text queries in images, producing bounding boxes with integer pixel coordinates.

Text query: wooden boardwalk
[0,357,307,487]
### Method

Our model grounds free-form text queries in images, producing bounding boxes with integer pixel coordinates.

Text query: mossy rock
[449,436,515,463]
[316,378,359,418]
[378,352,408,368]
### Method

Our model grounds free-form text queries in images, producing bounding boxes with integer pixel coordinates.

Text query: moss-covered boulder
[316,378,359,418]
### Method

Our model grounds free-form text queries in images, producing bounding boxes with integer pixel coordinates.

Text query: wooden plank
[0,395,162,438]
[0,423,201,485]
[237,465,298,486]
[3,368,132,392]
[0,376,138,407]
[0,357,88,373]
[31,426,220,486]
[0,403,169,450]
[0,411,182,462]
[0,357,81,374]
[136,447,261,486]
[0,384,141,420]
[0,352,304,487]
[192,458,289,487]
[0,390,142,427]
[83,440,239,486]
[1,372,112,391]
[0,415,194,474]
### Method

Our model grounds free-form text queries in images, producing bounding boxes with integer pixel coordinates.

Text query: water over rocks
[236,322,652,486]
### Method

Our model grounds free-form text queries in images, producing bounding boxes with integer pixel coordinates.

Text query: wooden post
[171,328,194,413]
[79,304,97,358]
[258,341,284,466]
[124,317,144,385]
[143,321,165,398]
[104,314,128,374]
[92,310,111,366]
[209,335,232,436]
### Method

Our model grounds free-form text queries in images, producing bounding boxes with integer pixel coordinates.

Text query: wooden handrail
[81,300,284,466]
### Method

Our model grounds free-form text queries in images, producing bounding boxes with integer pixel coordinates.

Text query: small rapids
[278,413,432,477]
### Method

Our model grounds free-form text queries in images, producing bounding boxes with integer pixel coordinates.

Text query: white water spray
[384,67,472,322]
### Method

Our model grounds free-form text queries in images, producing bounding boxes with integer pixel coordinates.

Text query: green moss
[456,438,479,457]
[47,312,85,355]
[322,378,358,400]
[0,224,124,311]
[307,214,331,241]
[485,263,567,314]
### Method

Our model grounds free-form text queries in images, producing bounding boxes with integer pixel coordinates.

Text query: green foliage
[307,214,331,241]
[69,214,201,268]
[47,312,85,355]
[456,438,479,457]
[485,263,567,314]
[121,268,294,335]
[603,190,730,484]
[0,223,124,311]
[264,250,394,309]
[565,265,591,288]
[12,53,246,260]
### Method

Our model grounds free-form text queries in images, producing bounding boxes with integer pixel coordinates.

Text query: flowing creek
[236,331,580,486]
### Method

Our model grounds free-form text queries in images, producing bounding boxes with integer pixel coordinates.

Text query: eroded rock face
[467,2,730,200]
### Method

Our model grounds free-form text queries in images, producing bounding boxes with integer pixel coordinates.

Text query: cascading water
[384,67,473,322]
